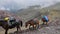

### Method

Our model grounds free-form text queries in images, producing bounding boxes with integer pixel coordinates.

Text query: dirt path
[12,18,60,34]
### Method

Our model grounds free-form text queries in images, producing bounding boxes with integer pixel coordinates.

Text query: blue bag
[43,16,48,21]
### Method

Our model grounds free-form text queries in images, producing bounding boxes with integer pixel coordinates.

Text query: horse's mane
[28,19,33,22]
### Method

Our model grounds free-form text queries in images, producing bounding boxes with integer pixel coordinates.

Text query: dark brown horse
[25,18,40,30]
[0,19,23,34]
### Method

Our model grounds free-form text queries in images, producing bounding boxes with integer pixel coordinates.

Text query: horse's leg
[16,25,19,34]
[5,29,8,34]
[37,24,39,29]
[16,25,21,32]
[33,24,38,30]
[45,20,48,25]
[33,25,35,30]
[29,24,31,29]
[45,20,49,25]
[42,22,44,25]
[29,24,33,30]
[45,21,47,25]
[17,26,18,32]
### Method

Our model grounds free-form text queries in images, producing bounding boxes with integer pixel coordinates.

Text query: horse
[0,19,23,34]
[25,18,40,30]
[42,17,49,25]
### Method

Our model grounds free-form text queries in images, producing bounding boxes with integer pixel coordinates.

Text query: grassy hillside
[42,2,60,10]
[40,2,60,20]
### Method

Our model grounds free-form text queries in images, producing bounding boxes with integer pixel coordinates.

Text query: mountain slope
[44,2,60,10]
[16,5,41,22]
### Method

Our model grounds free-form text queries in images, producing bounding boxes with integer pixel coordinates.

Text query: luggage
[43,16,48,22]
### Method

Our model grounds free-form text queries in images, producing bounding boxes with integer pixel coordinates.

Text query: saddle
[33,19,37,24]
[8,20,16,26]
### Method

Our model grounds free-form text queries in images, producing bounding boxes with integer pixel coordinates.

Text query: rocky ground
[0,17,60,34]
[0,10,60,34]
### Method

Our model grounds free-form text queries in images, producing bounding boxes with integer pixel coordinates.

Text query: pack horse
[0,17,23,34]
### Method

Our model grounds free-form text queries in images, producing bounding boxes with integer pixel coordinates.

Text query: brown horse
[0,19,23,34]
[25,18,40,30]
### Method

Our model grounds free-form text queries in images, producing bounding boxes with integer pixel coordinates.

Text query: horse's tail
[25,22,28,28]
[20,21,23,27]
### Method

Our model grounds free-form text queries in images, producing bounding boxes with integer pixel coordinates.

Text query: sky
[0,0,60,10]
